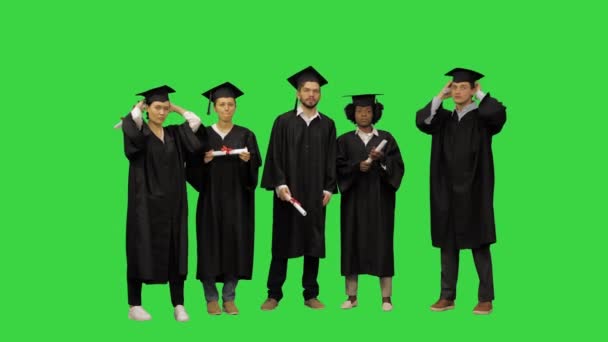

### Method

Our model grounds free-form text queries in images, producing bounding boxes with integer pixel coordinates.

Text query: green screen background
[2,0,605,340]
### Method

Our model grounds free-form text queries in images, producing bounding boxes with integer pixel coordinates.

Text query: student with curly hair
[336,94,404,311]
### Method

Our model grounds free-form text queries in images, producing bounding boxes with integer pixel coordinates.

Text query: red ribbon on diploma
[286,195,307,216]
[221,145,233,155]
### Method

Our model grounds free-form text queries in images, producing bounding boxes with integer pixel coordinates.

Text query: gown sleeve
[261,117,286,190]
[184,125,208,193]
[336,135,361,194]
[122,111,151,161]
[477,93,507,135]
[186,150,204,192]
[416,100,450,135]
[175,117,206,155]
[324,120,338,194]
[241,129,262,191]
[377,133,405,191]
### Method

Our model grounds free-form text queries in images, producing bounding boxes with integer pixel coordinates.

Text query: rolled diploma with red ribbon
[285,195,307,216]
[364,139,388,163]
[211,146,248,157]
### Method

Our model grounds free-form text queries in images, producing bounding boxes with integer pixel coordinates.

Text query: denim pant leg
[222,277,239,302]
[201,279,219,302]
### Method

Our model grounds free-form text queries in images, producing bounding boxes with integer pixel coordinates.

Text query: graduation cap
[445,68,484,83]
[287,66,328,110]
[287,66,328,89]
[136,85,175,104]
[201,82,244,115]
[344,94,383,107]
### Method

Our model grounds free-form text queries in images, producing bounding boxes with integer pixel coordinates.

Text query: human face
[355,105,373,128]
[147,101,170,125]
[450,82,476,106]
[297,81,321,109]
[214,97,236,123]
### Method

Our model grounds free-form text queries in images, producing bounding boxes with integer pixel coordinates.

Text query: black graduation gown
[415,94,506,249]
[186,125,261,281]
[122,113,204,284]
[337,130,404,277]
[261,111,337,259]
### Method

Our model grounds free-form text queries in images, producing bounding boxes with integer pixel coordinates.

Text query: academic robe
[337,130,404,277]
[122,113,204,284]
[415,94,506,249]
[261,111,337,259]
[186,125,261,281]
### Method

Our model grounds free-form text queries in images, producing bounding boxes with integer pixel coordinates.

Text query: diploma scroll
[365,139,388,163]
[211,146,248,157]
[286,195,307,216]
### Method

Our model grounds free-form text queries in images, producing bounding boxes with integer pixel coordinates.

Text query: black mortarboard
[445,68,484,83]
[287,66,328,110]
[201,82,244,115]
[136,85,175,103]
[344,94,383,107]
[287,66,328,89]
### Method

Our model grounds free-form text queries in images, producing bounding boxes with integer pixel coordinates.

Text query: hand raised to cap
[437,81,452,100]
[169,103,186,115]
[134,100,146,111]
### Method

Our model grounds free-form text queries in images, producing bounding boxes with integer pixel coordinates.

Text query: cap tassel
[293,97,298,112]
[207,91,212,115]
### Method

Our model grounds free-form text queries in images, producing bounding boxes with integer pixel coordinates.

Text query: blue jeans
[202,277,238,302]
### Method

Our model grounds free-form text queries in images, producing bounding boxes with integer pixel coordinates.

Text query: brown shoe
[207,301,222,315]
[473,301,493,315]
[304,298,325,310]
[430,299,455,312]
[223,301,239,315]
[261,298,279,311]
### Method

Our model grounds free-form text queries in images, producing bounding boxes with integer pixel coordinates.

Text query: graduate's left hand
[369,149,384,161]
[322,192,332,207]
[239,151,251,162]
[204,150,214,163]
[169,103,186,115]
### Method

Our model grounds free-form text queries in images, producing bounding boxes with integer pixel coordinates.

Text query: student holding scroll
[260,66,337,311]
[336,94,404,311]
[186,82,261,315]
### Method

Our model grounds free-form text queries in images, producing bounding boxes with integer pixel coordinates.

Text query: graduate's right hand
[437,81,452,100]
[278,186,292,202]
[360,161,371,172]
[239,151,251,162]
[204,150,214,163]
[135,100,146,111]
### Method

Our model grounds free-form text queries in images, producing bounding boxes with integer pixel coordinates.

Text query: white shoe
[128,306,152,321]
[382,302,393,312]
[174,305,190,322]
[340,300,358,309]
